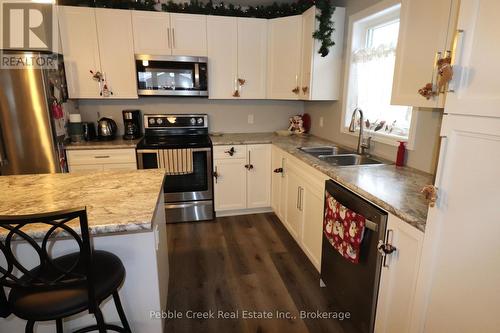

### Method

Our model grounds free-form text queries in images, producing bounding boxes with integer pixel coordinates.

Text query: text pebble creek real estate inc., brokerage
[1,1,59,69]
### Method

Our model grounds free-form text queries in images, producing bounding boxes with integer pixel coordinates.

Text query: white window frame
[340,0,417,150]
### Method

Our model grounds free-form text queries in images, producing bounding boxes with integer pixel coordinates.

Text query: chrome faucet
[349,108,371,155]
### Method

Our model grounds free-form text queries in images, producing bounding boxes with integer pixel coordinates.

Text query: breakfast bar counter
[0,170,168,333]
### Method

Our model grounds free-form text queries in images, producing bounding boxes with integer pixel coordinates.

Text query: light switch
[248,114,254,124]
[320,117,324,128]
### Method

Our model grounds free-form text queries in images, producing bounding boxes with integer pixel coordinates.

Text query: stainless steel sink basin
[318,154,384,166]
[299,146,354,157]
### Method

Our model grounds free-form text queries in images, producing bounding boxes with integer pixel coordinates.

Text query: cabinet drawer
[66,149,137,165]
[213,145,247,159]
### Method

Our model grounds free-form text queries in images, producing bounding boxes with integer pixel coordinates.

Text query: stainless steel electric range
[136,114,214,223]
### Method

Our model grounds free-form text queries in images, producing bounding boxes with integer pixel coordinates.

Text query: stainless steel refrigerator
[0,51,68,175]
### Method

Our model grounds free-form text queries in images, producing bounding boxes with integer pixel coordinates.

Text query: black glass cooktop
[137,135,212,149]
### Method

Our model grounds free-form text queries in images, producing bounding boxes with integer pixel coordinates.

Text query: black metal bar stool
[0,207,132,333]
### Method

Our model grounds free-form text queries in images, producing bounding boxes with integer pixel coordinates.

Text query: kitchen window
[342,1,415,147]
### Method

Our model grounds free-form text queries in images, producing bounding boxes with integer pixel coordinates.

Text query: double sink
[299,146,384,167]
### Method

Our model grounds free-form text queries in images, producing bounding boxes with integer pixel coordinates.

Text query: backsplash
[76,98,303,135]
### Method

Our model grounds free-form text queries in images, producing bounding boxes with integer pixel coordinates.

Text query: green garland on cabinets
[58,0,336,56]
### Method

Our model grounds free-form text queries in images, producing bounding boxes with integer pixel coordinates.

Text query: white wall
[305,0,442,174]
[77,98,304,135]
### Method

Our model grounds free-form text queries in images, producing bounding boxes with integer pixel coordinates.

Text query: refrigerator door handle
[0,123,8,167]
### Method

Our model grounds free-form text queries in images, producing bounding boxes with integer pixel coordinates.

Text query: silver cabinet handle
[167,27,171,48]
[299,187,304,211]
[245,150,253,170]
[172,27,176,48]
[93,155,110,159]
[447,29,465,93]
[431,51,442,92]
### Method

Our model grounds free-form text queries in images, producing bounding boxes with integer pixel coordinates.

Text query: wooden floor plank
[166,213,345,333]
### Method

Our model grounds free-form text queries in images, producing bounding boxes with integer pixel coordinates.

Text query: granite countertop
[65,138,141,150]
[0,169,165,239]
[211,132,432,232]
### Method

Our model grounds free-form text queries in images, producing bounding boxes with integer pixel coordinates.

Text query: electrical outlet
[319,117,324,128]
[248,114,254,124]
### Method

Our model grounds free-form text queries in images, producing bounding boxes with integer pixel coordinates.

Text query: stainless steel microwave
[135,55,208,97]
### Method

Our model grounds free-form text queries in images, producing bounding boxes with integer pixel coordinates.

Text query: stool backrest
[0,208,96,316]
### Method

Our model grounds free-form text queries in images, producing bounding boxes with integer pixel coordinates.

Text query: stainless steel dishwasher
[321,180,393,333]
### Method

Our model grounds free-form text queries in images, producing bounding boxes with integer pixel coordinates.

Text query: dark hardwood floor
[166,213,346,333]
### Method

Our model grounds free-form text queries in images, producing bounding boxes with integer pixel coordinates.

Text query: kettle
[97,117,117,140]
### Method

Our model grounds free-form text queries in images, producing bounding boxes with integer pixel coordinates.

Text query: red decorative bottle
[396,141,406,167]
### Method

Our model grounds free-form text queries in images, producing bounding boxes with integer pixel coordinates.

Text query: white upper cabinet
[95,8,137,99]
[207,16,267,99]
[445,0,500,118]
[170,13,207,56]
[392,0,459,108]
[267,15,303,100]
[132,11,171,55]
[237,18,268,99]
[267,7,345,101]
[132,12,207,57]
[207,16,238,99]
[59,6,137,99]
[300,6,345,100]
[58,6,101,98]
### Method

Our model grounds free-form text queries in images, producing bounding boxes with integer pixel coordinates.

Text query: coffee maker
[122,110,141,140]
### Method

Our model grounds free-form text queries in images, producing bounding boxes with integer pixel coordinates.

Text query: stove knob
[157,118,163,125]
[190,118,196,125]
[149,118,155,125]
[197,117,203,124]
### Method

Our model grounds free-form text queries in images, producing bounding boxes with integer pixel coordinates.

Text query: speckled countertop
[65,138,141,150]
[0,169,165,239]
[211,132,432,232]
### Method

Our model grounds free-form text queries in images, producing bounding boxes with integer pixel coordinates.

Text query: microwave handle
[194,63,200,89]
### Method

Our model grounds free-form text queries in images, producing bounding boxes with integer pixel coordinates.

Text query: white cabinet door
[271,146,286,219]
[237,18,268,99]
[300,6,315,100]
[284,167,303,240]
[391,0,456,108]
[132,11,171,55]
[214,158,247,211]
[445,0,500,118]
[207,16,238,99]
[267,15,302,99]
[300,183,324,271]
[95,8,137,99]
[170,13,207,56]
[410,115,500,333]
[58,6,101,98]
[246,144,271,209]
[375,215,423,333]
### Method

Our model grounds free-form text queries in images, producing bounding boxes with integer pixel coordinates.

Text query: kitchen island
[0,170,168,333]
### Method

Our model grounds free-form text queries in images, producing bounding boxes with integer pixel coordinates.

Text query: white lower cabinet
[375,215,424,333]
[214,144,271,212]
[272,146,327,271]
[271,145,424,325]
[271,145,287,220]
[66,148,137,172]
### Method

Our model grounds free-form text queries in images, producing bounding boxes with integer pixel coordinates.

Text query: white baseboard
[215,207,273,217]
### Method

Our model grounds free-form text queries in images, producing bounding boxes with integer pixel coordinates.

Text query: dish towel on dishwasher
[163,149,194,175]
[323,191,366,264]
